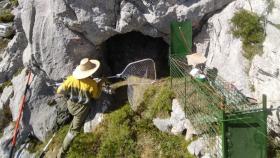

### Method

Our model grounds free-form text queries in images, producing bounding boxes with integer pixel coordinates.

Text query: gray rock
[153,99,199,139]
[153,118,172,132]
[0,86,13,108]
[0,124,14,157]
[187,137,207,156]
[170,99,187,135]
[187,136,222,158]
[8,70,70,142]
[0,32,27,83]
[84,93,112,132]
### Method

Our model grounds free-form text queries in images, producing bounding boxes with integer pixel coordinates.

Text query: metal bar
[222,111,227,158]
[262,94,267,158]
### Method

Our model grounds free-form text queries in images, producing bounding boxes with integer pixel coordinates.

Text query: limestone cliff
[0,0,279,157]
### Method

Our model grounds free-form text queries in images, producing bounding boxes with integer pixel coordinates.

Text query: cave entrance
[100,31,169,109]
[102,31,169,78]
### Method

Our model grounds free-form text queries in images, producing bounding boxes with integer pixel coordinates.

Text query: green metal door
[223,109,267,158]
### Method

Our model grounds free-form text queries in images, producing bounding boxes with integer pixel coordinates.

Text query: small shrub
[0,38,9,49]
[275,24,280,30]
[13,68,24,77]
[0,106,12,137]
[9,0,19,7]
[0,9,14,23]
[249,83,256,92]
[231,9,265,60]
[26,137,43,153]
[0,80,12,93]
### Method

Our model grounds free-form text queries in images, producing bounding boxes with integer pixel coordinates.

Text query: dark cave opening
[98,31,169,109]
[101,31,169,78]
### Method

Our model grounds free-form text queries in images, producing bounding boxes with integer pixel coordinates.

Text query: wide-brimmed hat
[73,58,100,79]
[186,53,207,66]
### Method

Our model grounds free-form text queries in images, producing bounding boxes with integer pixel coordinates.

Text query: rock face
[0,0,279,156]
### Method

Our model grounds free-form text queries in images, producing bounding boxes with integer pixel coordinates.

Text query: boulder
[0,124,14,157]
[153,99,199,139]
[83,94,110,133]
[8,70,70,142]
[0,32,27,83]
[187,136,221,158]
[187,137,207,156]
[0,86,13,108]
[153,118,172,132]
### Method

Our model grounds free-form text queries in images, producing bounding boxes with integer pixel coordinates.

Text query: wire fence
[169,54,274,157]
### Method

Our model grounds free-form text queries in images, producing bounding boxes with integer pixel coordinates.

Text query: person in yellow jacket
[56,58,104,158]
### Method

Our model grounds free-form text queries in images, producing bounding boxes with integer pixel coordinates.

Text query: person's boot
[56,132,76,158]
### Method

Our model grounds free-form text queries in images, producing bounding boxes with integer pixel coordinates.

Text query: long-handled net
[110,59,156,108]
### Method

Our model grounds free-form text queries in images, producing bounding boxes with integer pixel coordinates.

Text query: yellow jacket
[57,76,102,104]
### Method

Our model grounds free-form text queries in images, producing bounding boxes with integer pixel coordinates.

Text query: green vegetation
[249,83,255,92]
[13,68,24,77]
[0,9,14,23]
[39,80,193,158]
[268,132,280,158]
[0,80,12,93]
[274,24,280,30]
[0,106,12,138]
[27,137,44,153]
[231,9,265,60]
[9,0,19,7]
[0,38,9,49]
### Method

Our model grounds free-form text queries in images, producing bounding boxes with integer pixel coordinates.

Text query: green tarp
[170,21,192,56]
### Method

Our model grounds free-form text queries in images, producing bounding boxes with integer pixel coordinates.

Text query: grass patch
[231,9,265,60]
[0,106,12,138]
[0,38,9,50]
[13,68,24,77]
[66,80,191,157]
[0,80,12,93]
[0,9,14,23]
[275,24,280,30]
[37,79,193,157]
[26,137,44,153]
[138,81,174,119]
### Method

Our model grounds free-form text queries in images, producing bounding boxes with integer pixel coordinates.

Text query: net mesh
[169,54,267,157]
[119,59,156,108]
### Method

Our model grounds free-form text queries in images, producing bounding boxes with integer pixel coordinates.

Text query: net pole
[184,75,187,117]
[262,94,268,158]
[222,111,227,158]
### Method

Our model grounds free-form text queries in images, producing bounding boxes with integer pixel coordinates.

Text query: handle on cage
[106,74,121,79]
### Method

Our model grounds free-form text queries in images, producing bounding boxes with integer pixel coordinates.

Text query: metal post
[262,94,267,158]
[184,76,187,117]
[222,111,227,158]
[170,56,173,88]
